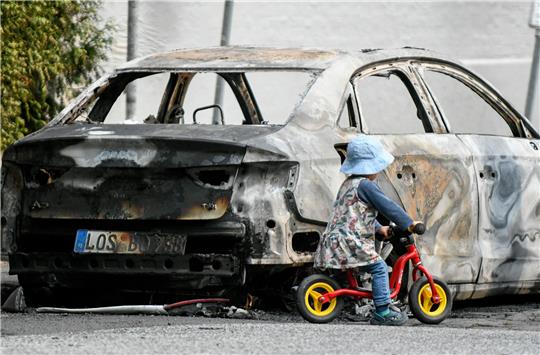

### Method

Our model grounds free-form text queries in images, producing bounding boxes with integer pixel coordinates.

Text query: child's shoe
[370,308,408,326]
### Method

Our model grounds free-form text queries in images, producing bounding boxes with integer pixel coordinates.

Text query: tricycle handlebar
[389,222,426,237]
[411,222,426,235]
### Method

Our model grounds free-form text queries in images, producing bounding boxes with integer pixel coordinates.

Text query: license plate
[74,230,187,255]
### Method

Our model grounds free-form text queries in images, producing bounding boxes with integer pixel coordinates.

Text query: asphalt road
[1,299,539,354]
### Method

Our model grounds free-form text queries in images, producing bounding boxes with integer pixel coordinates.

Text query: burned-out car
[2,47,539,305]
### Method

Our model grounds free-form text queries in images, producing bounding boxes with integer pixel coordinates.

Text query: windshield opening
[69,70,316,126]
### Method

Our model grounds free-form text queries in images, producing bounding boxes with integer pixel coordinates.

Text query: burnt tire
[296,274,343,323]
[409,276,452,324]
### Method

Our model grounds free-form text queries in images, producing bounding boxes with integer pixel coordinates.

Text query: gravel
[1,315,539,355]
[1,299,539,354]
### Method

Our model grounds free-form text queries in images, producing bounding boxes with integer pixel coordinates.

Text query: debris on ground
[1,260,22,311]
[341,302,372,322]
[226,306,253,319]
[1,286,26,312]
[18,295,259,319]
[167,303,259,319]
[1,279,259,318]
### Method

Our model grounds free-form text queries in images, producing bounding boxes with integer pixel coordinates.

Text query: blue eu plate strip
[74,230,89,253]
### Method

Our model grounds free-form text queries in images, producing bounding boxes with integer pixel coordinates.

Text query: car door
[416,61,540,286]
[351,60,482,287]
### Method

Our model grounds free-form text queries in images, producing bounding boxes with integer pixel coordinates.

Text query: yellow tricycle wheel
[304,282,337,317]
[417,283,447,317]
[409,276,453,324]
[297,274,343,323]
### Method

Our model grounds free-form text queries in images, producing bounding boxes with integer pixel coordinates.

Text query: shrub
[1,0,113,150]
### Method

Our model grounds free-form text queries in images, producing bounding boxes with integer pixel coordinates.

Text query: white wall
[99,0,539,129]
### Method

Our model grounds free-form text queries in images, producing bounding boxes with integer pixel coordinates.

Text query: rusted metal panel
[231,161,299,265]
[21,167,233,221]
[119,46,341,71]
[458,135,540,286]
[1,163,23,254]
[376,134,481,284]
[2,46,539,301]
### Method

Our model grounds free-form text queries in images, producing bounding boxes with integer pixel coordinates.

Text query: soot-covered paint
[1,47,539,305]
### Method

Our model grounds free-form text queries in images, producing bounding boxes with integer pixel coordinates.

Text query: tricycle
[296,223,452,324]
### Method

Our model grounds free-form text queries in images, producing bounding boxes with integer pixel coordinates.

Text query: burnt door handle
[530,142,539,151]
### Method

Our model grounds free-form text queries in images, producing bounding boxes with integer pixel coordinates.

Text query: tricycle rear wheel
[296,274,343,323]
[409,276,452,324]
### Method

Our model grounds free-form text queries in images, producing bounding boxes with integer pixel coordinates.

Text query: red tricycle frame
[317,243,441,305]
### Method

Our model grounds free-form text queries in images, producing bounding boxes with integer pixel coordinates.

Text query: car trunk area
[1,126,278,302]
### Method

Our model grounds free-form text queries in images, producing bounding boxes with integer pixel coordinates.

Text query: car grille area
[17,218,244,253]
[10,252,239,278]
[11,218,246,294]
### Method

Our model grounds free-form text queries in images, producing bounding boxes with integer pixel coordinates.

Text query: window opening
[182,73,245,125]
[354,70,430,134]
[69,70,315,126]
[104,73,170,124]
[244,71,315,124]
[423,70,515,136]
[338,95,357,129]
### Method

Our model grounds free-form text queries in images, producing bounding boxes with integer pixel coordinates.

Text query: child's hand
[377,226,392,240]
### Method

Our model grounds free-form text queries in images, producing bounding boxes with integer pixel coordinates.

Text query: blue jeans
[359,260,391,308]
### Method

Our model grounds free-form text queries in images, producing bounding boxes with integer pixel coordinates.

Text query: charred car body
[2,47,539,305]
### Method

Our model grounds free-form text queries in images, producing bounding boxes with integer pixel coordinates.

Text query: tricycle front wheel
[296,274,343,323]
[409,276,452,324]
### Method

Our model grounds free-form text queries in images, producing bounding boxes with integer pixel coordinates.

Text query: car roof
[116,46,455,72]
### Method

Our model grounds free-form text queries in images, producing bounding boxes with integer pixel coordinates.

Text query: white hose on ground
[35,298,230,315]
[36,305,167,315]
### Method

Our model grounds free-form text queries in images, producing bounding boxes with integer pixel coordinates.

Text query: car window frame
[335,83,361,132]
[57,68,321,127]
[350,60,445,135]
[86,71,263,125]
[412,60,535,138]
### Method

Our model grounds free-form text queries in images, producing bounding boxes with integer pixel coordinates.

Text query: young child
[314,135,420,326]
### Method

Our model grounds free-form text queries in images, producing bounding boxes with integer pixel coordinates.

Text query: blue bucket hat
[340,135,394,175]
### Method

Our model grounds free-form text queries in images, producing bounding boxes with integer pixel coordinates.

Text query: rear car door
[351,61,482,287]
[416,61,540,287]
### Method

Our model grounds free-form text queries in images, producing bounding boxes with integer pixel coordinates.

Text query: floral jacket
[313,176,381,270]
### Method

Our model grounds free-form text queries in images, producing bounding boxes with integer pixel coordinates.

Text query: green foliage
[1,0,113,150]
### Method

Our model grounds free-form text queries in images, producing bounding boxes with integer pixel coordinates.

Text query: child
[314,135,420,326]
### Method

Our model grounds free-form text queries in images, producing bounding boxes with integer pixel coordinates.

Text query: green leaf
[1,0,113,150]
